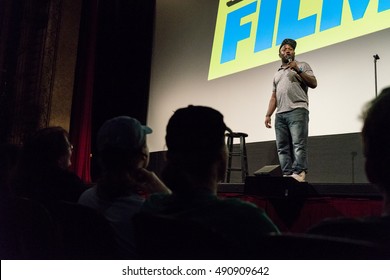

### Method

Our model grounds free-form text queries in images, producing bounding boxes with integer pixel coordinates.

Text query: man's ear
[139,145,150,168]
[216,147,228,182]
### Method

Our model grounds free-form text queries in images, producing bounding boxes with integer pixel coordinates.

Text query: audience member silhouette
[11,126,86,203]
[78,116,170,258]
[2,128,121,260]
[140,105,279,257]
[307,87,390,248]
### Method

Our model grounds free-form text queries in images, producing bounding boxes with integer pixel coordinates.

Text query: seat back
[0,197,57,259]
[133,211,237,259]
[48,201,119,259]
[255,233,390,260]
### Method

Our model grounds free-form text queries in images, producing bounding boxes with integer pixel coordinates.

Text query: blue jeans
[275,108,309,175]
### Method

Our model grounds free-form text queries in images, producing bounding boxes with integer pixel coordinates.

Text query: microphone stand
[373,54,380,97]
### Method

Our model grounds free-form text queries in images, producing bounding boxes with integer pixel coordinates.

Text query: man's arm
[289,61,317,89]
[297,70,317,89]
[265,91,277,128]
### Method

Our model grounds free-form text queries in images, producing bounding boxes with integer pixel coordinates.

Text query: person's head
[97,116,152,174]
[361,87,390,196]
[163,105,229,194]
[20,126,73,170]
[279,38,297,63]
[10,127,74,200]
[96,116,152,199]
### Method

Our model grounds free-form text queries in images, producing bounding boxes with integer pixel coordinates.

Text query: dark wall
[245,132,367,184]
[90,0,155,179]
[150,132,369,184]
[92,0,155,130]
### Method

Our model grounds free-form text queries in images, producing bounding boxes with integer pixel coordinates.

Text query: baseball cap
[165,105,230,154]
[97,116,152,153]
[279,38,297,50]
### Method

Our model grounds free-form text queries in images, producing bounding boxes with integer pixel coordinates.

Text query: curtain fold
[69,0,99,184]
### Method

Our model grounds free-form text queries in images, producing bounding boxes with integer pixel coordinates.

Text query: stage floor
[218,177,383,232]
[219,176,382,199]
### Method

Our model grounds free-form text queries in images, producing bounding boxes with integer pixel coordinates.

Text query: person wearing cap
[141,105,279,257]
[78,116,170,259]
[265,38,317,182]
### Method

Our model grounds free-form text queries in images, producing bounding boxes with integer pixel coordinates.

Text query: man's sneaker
[291,171,306,182]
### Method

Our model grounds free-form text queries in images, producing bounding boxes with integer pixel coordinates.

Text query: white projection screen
[147,0,390,152]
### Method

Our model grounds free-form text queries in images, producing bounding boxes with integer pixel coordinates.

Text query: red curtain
[219,193,383,233]
[69,0,99,184]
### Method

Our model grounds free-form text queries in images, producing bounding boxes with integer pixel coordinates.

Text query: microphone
[373,54,380,60]
[286,56,292,63]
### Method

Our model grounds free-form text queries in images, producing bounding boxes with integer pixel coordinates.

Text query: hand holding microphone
[286,55,301,74]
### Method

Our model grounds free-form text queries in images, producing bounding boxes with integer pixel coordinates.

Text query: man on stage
[264,38,317,182]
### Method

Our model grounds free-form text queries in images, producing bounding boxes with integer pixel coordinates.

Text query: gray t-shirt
[272,61,314,113]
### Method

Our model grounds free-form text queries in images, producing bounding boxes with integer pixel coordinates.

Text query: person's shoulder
[218,196,258,206]
[217,196,265,213]
[142,193,171,209]
[115,193,145,206]
[78,185,98,203]
[298,61,314,69]
[215,197,279,232]
[52,168,87,188]
[147,192,171,202]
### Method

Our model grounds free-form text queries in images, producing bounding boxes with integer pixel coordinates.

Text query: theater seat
[133,211,238,259]
[0,197,57,259]
[47,201,119,259]
[254,233,390,260]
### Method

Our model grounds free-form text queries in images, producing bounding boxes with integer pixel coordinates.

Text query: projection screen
[147,0,390,152]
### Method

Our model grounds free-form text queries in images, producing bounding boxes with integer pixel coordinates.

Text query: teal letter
[276,0,316,45]
[379,0,390,12]
[221,2,257,63]
[254,0,278,52]
[320,0,343,31]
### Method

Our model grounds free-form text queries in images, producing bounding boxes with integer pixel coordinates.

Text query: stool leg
[241,136,248,182]
[239,136,245,182]
[226,136,233,183]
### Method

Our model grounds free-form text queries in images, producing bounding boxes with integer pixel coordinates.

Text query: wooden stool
[225,132,248,183]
